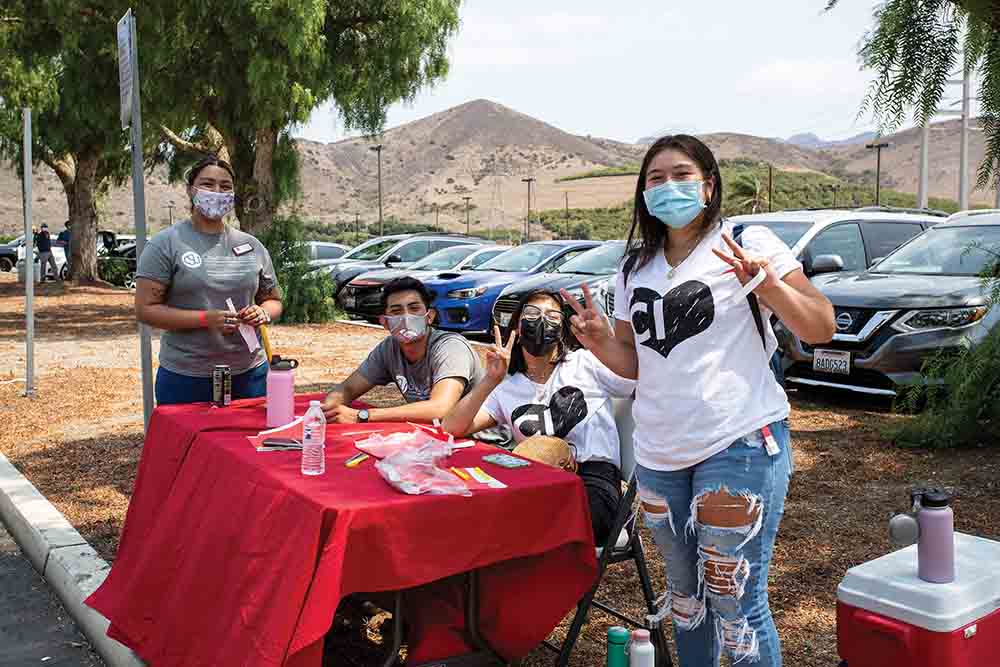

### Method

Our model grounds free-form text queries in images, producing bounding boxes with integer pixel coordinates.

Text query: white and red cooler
[837,532,1000,667]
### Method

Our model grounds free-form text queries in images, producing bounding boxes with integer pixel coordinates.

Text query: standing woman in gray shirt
[134,157,283,405]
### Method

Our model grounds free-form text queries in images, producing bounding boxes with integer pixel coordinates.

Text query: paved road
[0,521,104,667]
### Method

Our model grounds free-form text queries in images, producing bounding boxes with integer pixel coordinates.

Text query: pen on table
[345,452,369,467]
[450,466,470,481]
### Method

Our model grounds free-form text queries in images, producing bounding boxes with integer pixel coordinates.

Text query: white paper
[226,298,260,353]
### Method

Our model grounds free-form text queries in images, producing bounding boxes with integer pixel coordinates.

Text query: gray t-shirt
[358,328,485,402]
[136,220,278,377]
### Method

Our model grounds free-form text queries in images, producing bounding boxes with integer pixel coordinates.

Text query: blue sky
[295,2,974,145]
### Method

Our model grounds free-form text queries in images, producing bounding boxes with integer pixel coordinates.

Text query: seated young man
[322,277,485,424]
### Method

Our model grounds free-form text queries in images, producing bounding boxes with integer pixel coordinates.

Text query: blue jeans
[636,420,792,666]
[155,363,268,405]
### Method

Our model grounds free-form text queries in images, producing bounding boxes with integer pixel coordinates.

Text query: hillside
[1,99,995,238]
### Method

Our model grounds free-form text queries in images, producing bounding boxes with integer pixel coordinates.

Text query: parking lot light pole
[866,141,891,206]
[521,177,535,242]
[370,144,383,236]
[463,196,472,235]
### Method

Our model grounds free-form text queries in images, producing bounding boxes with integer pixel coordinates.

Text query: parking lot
[2,271,999,666]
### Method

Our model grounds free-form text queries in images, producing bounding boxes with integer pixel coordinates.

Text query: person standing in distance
[134,157,283,405]
[564,135,834,666]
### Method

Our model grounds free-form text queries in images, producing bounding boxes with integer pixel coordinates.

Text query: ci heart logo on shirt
[630,282,714,360]
[511,386,588,439]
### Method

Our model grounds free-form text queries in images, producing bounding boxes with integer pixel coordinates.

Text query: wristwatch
[358,409,370,423]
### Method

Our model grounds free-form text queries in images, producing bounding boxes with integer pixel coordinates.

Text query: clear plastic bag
[375,440,471,497]
[355,429,447,459]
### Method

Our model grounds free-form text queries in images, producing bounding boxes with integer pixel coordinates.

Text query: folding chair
[543,397,673,667]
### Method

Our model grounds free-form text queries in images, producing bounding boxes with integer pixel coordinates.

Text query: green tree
[729,173,769,213]
[0,1,137,282]
[828,0,1000,190]
[149,1,462,234]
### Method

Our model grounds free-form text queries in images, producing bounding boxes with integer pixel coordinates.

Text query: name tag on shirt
[232,243,254,256]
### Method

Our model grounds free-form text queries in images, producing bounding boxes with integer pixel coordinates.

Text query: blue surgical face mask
[643,180,706,229]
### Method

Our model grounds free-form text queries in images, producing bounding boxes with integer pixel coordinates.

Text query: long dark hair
[505,289,580,376]
[624,134,723,274]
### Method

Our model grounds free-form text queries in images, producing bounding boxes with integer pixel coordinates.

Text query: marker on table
[345,452,369,467]
[450,466,470,481]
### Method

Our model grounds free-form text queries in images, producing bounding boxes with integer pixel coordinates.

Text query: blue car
[423,240,601,334]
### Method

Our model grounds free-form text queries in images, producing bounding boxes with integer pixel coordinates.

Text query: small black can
[213,365,232,407]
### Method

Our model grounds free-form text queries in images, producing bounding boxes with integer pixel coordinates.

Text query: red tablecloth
[86,395,598,666]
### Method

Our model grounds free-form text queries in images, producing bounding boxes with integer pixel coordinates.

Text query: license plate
[499,312,512,327]
[813,349,851,375]
[342,295,356,309]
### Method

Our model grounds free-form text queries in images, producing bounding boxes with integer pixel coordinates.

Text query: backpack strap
[731,223,767,351]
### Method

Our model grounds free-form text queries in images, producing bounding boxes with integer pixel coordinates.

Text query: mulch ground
[2,275,998,667]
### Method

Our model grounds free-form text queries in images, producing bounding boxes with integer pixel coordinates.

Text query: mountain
[784,131,877,150]
[1,101,995,239]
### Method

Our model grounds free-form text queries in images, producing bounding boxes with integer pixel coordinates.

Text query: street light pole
[355,212,361,236]
[370,144,383,235]
[830,184,840,208]
[463,196,472,235]
[767,164,773,212]
[866,141,891,206]
[521,177,535,242]
[166,203,175,225]
[564,192,570,238]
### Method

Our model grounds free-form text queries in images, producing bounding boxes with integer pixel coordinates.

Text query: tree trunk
[235,126,278,235]
[67,151,100,283]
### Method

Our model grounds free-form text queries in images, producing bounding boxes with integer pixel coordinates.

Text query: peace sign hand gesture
[713,233,781,293]
[562,283,612,351]
[486,325,516,384]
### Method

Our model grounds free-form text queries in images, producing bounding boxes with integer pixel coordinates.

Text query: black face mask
[520,318,562,357]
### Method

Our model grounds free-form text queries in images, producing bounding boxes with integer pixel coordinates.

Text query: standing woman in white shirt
[564,135,834,666]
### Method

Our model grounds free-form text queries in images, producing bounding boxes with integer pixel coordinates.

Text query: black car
[315,232,489,295]
[0,236,22,272]
[98,242,138,288]
[493,241,626,332]
[779,214,1000,396]
[340,244,509,320]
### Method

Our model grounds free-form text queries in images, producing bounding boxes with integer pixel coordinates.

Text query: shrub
[98,257,132,287]
[259,215,340,324]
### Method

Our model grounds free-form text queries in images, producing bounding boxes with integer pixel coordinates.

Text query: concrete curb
[0,451,145,667]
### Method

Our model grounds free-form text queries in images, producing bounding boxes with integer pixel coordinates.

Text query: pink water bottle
[917,489,955,584]
[266,356,299,427]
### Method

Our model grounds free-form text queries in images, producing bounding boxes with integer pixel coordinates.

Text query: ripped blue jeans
[636,420,792,666]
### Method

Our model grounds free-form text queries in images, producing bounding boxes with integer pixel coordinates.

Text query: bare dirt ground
[2,272,998,667]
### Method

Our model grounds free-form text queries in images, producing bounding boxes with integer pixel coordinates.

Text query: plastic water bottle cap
[631,629,650,642]
[309,400,321,407]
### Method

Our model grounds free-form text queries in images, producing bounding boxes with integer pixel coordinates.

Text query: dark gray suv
[779,214,1000,395]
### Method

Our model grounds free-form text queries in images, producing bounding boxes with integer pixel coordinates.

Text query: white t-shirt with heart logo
[612,220,801,471]
[483,350,635,467]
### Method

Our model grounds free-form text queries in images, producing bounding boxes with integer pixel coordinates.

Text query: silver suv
[602,207,947,315]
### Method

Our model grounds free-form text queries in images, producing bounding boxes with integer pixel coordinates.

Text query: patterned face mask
[192,188,236,220]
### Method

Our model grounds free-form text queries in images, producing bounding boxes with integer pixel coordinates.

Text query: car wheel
[0,258,12,272]
[125,272,137,290]
[59,264,69,280]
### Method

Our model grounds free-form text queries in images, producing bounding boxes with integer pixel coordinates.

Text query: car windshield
[410,245,477,270]
[557,242,625,275]
[479,243,562,272]
[872,226,1000,276]
[465,248,507,269]
[341,238,398,261]
[742,221,812,248]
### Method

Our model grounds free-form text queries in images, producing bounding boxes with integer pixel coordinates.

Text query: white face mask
[192,188,236,220]
[385,313,429,343]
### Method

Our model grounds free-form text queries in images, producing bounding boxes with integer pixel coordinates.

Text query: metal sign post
[118,9,153,430]
[22,108,35,397]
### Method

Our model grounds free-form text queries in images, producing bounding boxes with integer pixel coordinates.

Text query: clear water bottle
[301,400,326,476]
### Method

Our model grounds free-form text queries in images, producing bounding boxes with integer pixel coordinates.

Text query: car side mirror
[810,254,844,275]
[386,254,403,266]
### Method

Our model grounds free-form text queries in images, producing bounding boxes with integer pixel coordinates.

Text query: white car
[17,245,69,281]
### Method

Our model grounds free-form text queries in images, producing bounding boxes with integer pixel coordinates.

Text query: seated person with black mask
[443,289,635,545]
